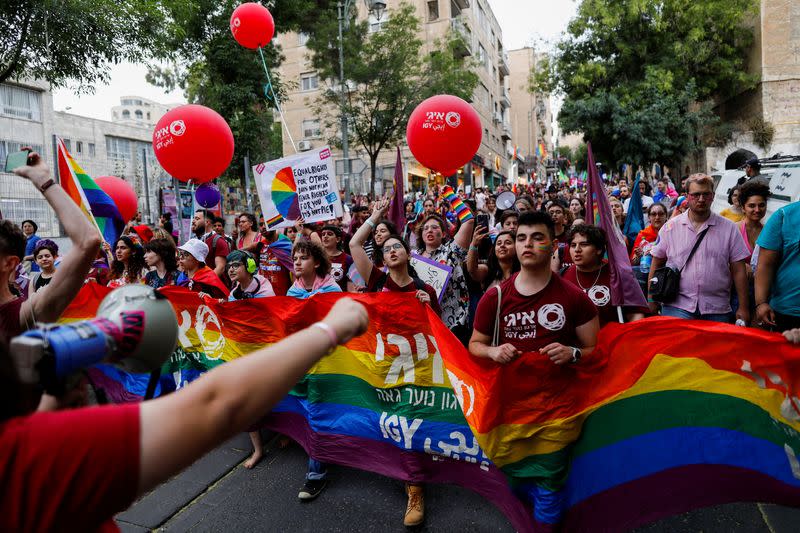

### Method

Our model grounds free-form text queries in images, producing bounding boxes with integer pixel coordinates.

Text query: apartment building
[111,96,180,128]
[507,47,553,183]
[0,82,169,234]
[274,0,515,193]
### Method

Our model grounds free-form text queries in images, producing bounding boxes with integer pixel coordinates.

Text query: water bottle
[639,253,652,274]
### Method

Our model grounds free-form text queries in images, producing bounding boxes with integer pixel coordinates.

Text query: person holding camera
[0,296,368,531]
[0,151,101,339]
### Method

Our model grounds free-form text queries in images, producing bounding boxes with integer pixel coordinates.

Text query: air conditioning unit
[493,112,502,123]
[298,140,312,151]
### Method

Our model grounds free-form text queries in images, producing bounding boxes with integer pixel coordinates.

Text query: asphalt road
[116,432,800,532]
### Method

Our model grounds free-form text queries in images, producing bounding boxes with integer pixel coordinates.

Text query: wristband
[312,322,339,351]
[38,179,56,193]
[440,185,473,222]
[365,219,376,229]
[469,245,478,252]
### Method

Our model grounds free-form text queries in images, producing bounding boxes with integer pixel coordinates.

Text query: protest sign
[409,253,452,303]
[253,146,343,229]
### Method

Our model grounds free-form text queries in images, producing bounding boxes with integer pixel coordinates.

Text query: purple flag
[387,147,407,230]
[585,143,648,309]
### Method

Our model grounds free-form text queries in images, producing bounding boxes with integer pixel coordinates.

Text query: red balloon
[152,104,234,184]
[406,95,482,176]
[95,176,138,223]
[230,3,275,49]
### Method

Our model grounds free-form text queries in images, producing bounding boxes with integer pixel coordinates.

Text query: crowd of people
[1,151,799,529]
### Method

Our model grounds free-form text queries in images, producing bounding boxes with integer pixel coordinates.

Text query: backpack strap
[679,226,709,273]
[492,285,502,347]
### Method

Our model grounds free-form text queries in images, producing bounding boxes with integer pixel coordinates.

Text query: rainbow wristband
[441,185,474,222]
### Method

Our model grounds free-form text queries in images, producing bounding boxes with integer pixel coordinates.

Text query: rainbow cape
[56,138,124,244]
[61,286,800,531]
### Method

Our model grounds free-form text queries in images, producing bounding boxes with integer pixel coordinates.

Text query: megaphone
[11,285,178,393]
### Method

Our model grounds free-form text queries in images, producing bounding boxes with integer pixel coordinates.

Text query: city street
[116,432,800,532]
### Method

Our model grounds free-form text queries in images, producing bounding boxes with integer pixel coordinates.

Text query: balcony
[501,121,512,141]
[451,0,470,9]
[498,50,510,76]
[450,17,472,57]
[501,87,511,108]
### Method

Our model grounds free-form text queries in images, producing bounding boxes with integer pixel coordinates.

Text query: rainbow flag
[538,141,547,161]
[56,138,124,244]
[266,213,285,228]
[60,285,800,531]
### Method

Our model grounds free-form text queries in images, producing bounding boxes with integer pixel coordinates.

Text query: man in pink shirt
[648,174,750,323]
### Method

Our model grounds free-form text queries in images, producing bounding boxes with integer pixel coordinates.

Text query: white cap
[178,238,209,262]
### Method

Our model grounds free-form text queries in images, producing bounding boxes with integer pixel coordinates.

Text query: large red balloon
[152,104,234,184]
[95,176,138,223]
[406,95,482,176]
[230,3,275,49]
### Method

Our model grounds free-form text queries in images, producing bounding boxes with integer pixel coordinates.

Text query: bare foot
[244,449,263,469]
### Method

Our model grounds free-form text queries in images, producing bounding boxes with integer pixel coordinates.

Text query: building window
[147,112,151,120]
[475,83,489,108]
[88,143,96,157]
[76,141,83,154]
[63,139,71,152]
[302,119,321,139]
[0,84,42,121]
[301,72,319,92]
[122,110,131,119]
[135,109,143,119]
[427,0,439,20]
[106,136,132,161]
[298,32,310,46]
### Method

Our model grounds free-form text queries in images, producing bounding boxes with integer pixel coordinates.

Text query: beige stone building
[706,0,800,171]
[507,47,553,183]
[273,0,515,193]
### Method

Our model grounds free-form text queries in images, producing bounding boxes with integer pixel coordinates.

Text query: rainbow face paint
[536,241,552,252]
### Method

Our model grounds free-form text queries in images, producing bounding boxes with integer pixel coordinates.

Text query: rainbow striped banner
[62,286,800,531]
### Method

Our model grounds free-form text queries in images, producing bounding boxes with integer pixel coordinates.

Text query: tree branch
[0,7,34,84]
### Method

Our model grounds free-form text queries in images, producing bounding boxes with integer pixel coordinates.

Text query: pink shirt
[651,211,749,314]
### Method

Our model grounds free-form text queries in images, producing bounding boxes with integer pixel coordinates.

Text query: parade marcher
[562,224,646,325]
[192,209,231,281]
[416,209,475,344]
[257,227,293,297]
[176,239,230,299]
[236,213,261,253]
[107,236,146,289]
[213,217,234,249]
[499,209,518,232]
[569,198,585,221]
[29,240,58,294]
[719,185,744,223]
[734,180,769,320]
[368,218,397,268]
[21,219,41,273]
[631,203,668,264]
[648,174,750,323]
[143,238,179,289]
[0,151,101,338]
[469,211,599,527]
[485,194,499,228]
[320,225,354,292]
[755,198,800,332]
[466,227,519,291]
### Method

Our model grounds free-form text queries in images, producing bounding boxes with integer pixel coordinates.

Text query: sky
[52,0,578,121]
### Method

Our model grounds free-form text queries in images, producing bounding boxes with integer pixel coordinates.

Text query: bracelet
[469,245,478,252]
[365,219,376,229]
[38,179,56,193]
[312,322,339,351]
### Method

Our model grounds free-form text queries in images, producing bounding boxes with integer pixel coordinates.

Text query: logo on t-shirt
[587,285,611,307]
[537,304,566,331]
[331,262,344,282]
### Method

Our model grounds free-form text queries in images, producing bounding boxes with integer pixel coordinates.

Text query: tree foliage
[307,2,479,195]
[0,0,172,88]
[535,0,758,166]
[147,0,337,186]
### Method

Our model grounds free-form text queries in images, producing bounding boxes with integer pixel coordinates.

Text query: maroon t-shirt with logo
[473,272,597,353]
[329,252,354,292]
[561,263,616,327]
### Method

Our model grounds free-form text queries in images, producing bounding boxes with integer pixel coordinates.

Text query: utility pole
[338,0,351,204]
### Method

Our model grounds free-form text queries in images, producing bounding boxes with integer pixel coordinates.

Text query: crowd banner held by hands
[585,142,648,308]
[409,253,452,303]
[56,137,124,244]
[152,104,234,184]
[62,285,800,531]
[253,146,343,229]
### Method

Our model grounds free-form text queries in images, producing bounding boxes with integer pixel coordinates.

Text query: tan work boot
[404,483,425,527]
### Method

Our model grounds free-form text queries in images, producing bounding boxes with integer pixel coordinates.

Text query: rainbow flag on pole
[56,137,123,244]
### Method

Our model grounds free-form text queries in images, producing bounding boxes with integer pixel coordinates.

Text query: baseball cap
[178,238,209,262]
[745,157,761,168]
[133,225,154,243]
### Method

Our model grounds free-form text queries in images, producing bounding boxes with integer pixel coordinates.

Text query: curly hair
[144,238,178,272]
[292,239,331,278]
[33,239,58,258]
[415,214,448,252]
[738,180,770,206]
[566,223,608,257]
[110,236,146,283]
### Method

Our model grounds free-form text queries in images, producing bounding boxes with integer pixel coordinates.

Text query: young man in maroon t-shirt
[469,211,599,526]
[257,229,292,296]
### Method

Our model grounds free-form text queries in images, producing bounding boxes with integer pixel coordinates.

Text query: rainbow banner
[61,285,800,531]
[56,137,124,244]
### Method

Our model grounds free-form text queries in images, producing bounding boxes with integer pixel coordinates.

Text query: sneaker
[404,484,425,527]
[298,478,327,501]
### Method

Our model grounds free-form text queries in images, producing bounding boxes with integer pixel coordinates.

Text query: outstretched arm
[15,152,102,326]
[349,199,388,286]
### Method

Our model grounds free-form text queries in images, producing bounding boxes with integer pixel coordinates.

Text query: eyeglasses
[178,251,192,259]
[227,262,243,269]
[382,242,404,254]
[689,192,713,199]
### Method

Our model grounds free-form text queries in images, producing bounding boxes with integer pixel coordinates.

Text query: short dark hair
[415,214,447,251]
[213,216,225,226]
[144,238,178,272]
[739,180,770,206]
[195,209,213,221]
[567,223,607,256]
[21,219,38,233]
[500,210,519,224]
[727,184,740,205]
[647,202,668,216]
[0,220,25,260]
[292,240,331,278]
[239,212,257,227]
[352,205,368,214]
[518,211,555,239]
[33,239,58,258]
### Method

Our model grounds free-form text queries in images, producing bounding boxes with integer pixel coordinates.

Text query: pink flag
[585,142,648,309]
[387,147,407,231]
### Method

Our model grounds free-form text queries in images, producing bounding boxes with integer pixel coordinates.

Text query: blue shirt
[26,235,41,272]
[756,202,800,316]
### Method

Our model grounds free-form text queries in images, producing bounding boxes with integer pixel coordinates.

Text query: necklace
[575,264,603,292]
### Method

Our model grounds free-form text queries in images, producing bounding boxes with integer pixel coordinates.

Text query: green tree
[147,0,337,188]
[0,0,171,88]
[307,2,478,195]
[534,0,758,167]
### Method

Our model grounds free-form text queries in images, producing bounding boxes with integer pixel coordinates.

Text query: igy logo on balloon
[423,110,461,132]
[170,120,186,137]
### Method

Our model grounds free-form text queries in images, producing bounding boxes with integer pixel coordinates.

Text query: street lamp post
[337,0,385,203]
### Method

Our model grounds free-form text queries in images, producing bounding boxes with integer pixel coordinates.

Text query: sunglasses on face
[382,242,404,254]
